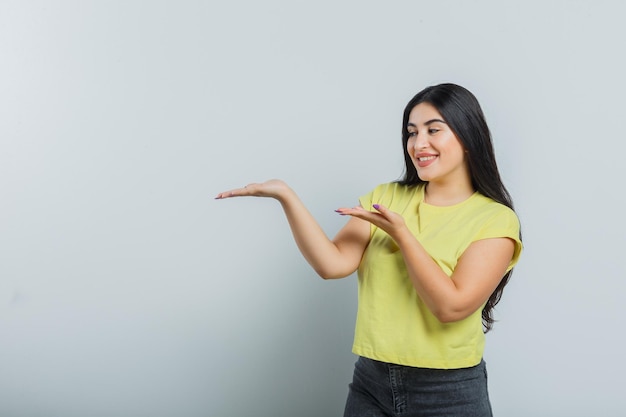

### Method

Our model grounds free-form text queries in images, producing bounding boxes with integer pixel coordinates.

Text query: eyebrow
[407,118,447,128]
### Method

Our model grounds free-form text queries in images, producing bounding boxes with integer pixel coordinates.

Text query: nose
[413,133,429,151]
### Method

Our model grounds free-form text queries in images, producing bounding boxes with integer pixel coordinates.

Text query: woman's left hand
[335,204,407,238]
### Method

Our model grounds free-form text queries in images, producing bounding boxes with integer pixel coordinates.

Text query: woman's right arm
[215,179,371,279]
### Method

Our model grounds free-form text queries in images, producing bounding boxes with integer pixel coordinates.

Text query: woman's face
[406,102,469,185]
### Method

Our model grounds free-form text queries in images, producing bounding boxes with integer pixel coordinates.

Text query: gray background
[1,1,625,416]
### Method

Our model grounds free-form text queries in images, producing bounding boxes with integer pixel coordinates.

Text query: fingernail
[373,204,380,210]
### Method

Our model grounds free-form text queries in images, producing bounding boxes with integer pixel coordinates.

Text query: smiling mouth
[417,156,437,162]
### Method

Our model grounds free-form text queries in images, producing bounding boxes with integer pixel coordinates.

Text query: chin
[415,171,433,182]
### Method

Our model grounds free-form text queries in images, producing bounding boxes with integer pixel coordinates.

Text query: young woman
[216,83,522,416]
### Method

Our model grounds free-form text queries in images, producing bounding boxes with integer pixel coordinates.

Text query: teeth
[418,156,437,161]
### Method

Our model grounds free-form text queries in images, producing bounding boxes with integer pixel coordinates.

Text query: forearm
[216,179,362,279]
[393,228,461,321]
[278,189,355,279]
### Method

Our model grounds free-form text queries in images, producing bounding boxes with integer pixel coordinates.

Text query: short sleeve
[474,208,523,271]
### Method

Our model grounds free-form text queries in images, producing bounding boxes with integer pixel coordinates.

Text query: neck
[424,179,475,206]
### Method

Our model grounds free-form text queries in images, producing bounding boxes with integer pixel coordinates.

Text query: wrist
[276,185,298,206]
[393,226,416,247]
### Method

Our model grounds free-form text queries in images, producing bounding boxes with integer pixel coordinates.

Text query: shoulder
[470,194,520,229]
[462,194,523,269]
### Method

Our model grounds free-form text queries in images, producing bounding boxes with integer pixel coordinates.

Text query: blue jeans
[343,356,493,417]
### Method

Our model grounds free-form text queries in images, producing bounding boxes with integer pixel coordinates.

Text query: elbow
[317,271,344,280]
[319,272,334,280]
[317,268,333,280]
[435,312,462,324]
[315,266,351,280]
[432,307,473,324]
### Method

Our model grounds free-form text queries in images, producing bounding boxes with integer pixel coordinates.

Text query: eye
[407,131,417,137]
[428,128,440,134]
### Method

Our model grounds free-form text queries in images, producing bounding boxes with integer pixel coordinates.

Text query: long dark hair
[398,83,520,332]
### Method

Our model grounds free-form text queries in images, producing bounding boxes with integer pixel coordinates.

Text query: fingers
[335,206,367,215]
[214,184,255,199]
[335,204,391,225]
[214,189,236,199]
[338,204,385,214]
[335,205,381,219]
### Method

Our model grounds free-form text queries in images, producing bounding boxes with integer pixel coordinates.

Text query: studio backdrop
[1,1,625,416]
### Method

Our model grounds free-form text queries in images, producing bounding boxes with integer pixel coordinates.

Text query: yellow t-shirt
[353,182,522,369]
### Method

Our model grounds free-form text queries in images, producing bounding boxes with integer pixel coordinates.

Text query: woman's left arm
[336,204,515,323]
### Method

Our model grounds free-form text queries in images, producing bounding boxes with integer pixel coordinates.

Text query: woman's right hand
[214,179,292,201]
